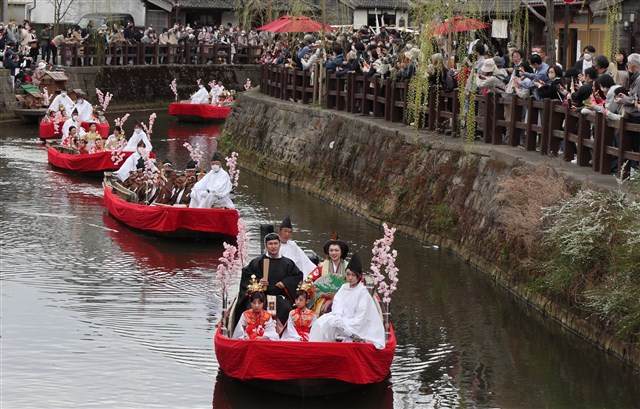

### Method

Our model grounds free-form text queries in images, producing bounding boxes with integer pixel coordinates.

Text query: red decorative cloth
[39,121,66,139]
[168,103,231,119]
[214,323,396,383]
[47,147,133,172]
[103,186,240,235]
[81,121,110,138]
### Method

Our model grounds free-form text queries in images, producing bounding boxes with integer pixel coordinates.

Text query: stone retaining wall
[223,90,640,368]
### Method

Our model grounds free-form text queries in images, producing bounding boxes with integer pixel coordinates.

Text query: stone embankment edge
[222,90,640,369]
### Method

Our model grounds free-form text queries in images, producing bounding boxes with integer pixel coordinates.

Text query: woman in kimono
[309,254,385,349]
[308,233,349,315]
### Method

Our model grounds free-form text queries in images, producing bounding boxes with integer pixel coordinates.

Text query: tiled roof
[172,0,235,10]
[344,0,409,9]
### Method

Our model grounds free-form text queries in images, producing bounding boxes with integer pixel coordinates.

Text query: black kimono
[234,254,303,326]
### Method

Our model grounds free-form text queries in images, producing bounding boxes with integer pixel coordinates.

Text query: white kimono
[74,99,94,122]
[309,282,385,349]
[188,168,234,209]
[124,129,153,152]
[232,312,279,340]
[61,118,86,138]
[48,93,75,113]
[190,86,210,104]
[279,240,317,279]
[114,152,142,182]
[114,152,158,182]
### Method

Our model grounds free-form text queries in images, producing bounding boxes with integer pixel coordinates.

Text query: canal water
[1,112,638,408]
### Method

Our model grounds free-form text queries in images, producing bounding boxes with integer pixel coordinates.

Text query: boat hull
[47,147,133,174]
[168,102,231,122]
[103,185,239,239]
[214,322,396,397]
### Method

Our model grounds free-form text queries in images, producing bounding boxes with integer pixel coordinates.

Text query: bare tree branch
[521,0,547,23]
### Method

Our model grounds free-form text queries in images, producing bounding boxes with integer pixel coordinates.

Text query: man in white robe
[189,152,234,209]
[190,84,210,104]
[62,109,86,138]
[73,95,94,122]
[309,254,386,349]
[48,90,75,114]
[210,81,224,103]
[114,141,148,182]
[124,120,153,152]
[278,215,317,279]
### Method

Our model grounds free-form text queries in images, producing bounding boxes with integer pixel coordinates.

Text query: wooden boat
[214,284,396,397]
[102,177,240,240]
[47,144,134,174]
[168,102,232,122]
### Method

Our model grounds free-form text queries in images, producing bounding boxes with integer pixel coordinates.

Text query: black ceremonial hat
[280,215,292,229]
[185,160,197,170]
[346,253,363,274]
[211,152,224,162]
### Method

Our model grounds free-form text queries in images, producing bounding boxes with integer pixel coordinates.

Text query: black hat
[211,152,224,163]
[72,108,78,114]
[323,231,349,259]
[185,160,197,170]
[134,118,141,126]
[346,253,363,274]
[136,157,145,170]
[280,215,292,229]
[162,159,173,167]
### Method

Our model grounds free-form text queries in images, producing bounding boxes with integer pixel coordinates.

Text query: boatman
[48,89,74,114]
[62,109,86,139]
[278,215,317,279]
[188,152,234,209]
[114,140,150,182]
[124,119,153,152]
[171,160,199,205]
[234,232,303,328]
[73,92,93,122]
[190,84,210,104]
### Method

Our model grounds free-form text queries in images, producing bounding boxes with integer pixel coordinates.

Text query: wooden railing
[260,64,640,178]
[57,43,264,66]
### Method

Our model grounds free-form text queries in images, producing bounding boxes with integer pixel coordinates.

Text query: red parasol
[257,15,335,33]
[433,15,491,35]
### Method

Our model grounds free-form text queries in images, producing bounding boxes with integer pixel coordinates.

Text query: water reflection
[212,373,394,409]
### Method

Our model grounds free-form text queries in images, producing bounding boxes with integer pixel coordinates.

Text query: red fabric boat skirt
[168,103,231,119]
[103,186,239,235]
[39,121,66,139]
[214,323,396,384]
[81,121,110,137]
[39,121,110,139]
[47,147,133,172]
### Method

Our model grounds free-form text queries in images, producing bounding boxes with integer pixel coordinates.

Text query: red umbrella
[433,16,490,35]
[257,15,335,33]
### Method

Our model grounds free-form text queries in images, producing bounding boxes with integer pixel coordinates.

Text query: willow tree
[235,0,318,30]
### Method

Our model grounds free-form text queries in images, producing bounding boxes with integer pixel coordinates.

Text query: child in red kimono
[231,282,279,340]
[281,281,317,342]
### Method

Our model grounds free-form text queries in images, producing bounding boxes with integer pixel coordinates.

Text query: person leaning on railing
[618,53,640,168]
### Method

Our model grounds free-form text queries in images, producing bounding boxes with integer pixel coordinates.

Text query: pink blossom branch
[225,152,240,189]
[114,113,130,128]
[170,78,178,101]
[42,88,51,105]
[183,142,204,167]
[370,223,399,304]
[216,217,250,310]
